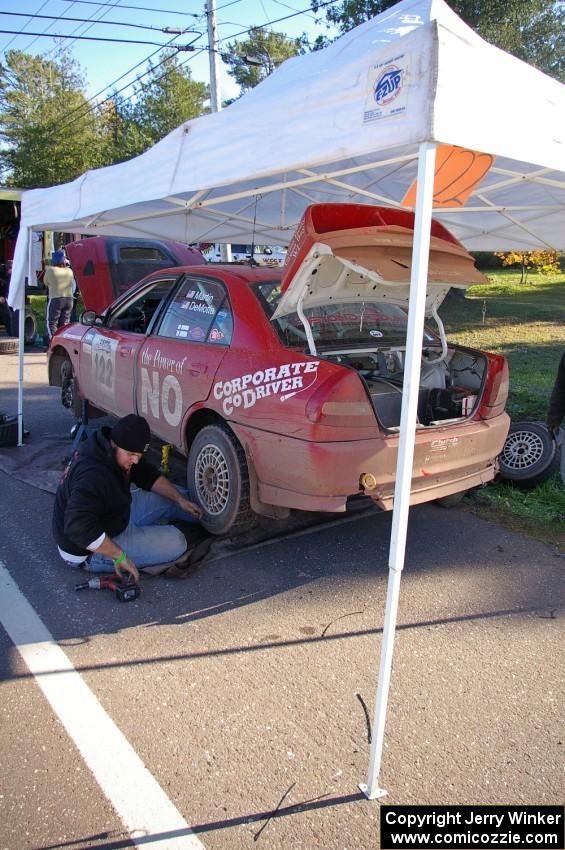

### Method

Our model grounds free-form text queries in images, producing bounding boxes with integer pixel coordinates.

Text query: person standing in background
[546,350,565,485]
[44,250,75,339]
[546,351,565,435]
[0,262,15,336]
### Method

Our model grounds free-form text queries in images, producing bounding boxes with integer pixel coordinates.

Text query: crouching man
[53,414,210,579]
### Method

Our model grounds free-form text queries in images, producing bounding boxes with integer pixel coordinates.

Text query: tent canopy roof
[10,0,565,307]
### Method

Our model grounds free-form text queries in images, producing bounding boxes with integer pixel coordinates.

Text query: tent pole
[360,141,437,800]
[17,229,33,446]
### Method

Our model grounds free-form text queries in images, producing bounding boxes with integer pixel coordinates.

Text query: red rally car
[48,204,510,535]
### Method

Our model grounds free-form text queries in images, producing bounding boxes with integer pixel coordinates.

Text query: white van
[200,243,287,267]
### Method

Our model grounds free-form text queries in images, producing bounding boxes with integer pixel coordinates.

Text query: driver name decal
[214,361,320,417]
[183,289,215,315]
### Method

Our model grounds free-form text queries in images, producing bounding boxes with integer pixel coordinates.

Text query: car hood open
[272,204,486,320]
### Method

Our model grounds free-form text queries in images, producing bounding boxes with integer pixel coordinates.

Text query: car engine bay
[323,346,487,429]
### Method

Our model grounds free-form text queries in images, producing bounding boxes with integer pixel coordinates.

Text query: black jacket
[547,351,565,431]
[52,426,160,557]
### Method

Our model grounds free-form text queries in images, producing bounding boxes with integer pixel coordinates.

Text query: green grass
[440,269,565,551]
[28,295,47,336]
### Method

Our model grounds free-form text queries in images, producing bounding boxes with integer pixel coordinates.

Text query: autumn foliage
[494,250,560,283]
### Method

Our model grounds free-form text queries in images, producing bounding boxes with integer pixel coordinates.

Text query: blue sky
[0,0,339,106]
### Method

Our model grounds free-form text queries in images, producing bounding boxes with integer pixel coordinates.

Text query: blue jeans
[88,488,198,573]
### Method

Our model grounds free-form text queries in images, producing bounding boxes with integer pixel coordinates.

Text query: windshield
[254,281,437,349]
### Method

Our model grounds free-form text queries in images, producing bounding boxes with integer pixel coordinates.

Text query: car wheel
[0,337,18,355]
[60,356,83,419]
[435,489,468,508]
[187,424,255,535]
[498,421,558,489]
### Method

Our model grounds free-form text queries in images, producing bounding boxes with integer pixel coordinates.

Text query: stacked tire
[0,337,18,355]
[0,307,38,353]
[0,414,18,447]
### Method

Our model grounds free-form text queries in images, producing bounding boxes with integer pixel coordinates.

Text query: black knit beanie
[111,415,150,453]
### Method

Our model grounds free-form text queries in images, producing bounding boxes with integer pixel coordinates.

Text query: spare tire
[498,421,558,489]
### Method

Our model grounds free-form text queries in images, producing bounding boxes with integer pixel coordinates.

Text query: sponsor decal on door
[213,361,320,416]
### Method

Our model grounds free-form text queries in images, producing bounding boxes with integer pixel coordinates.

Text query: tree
[131,51,209,152]
[0,49,99,187]
[221,27,305,92]
[96,94,146,166]
[494,250,560,283]
[311,0,565,81]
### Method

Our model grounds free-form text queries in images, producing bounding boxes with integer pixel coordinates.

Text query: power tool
[74,575,141,602]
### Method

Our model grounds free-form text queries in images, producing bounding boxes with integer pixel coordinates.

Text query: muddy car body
[49,204,510,534]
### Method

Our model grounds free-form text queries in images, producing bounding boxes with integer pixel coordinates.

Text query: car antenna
[249,194,260,266]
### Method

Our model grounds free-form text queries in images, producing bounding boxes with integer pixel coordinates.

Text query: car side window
[107,278,176,334]
[157,277,233,345]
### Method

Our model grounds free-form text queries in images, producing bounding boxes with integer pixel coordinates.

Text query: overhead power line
[214,0,339,43]
[39,0,341,143]
[55,43,209,138]
[61,0,201,16]
[0,10,193,34]
[23,0,120,57]
[0,29,198,48]
[0,0,51,52]
[74,0,340,125]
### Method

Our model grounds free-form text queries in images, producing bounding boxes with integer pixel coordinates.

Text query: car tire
[0,337,18,355]
[187,424,255,535]
[60,356,84,419]
[24,308,38,346]
[435,489,468,508]
[498,421,558,489]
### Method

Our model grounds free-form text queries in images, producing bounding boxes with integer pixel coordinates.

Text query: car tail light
[306,371,376,428]
[475,353,509,420]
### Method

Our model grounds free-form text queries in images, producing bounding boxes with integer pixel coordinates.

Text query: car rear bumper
[232,412,510,512]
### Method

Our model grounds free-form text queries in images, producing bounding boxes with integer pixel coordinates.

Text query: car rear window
[254,281,436,349]
[119,246,168,261]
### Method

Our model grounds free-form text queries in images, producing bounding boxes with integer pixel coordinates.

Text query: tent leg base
[359,783,387,800]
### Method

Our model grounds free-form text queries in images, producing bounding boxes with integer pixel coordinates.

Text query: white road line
[0,562,205,850]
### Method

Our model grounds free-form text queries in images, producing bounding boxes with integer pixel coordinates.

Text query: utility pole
[207,0,221,113]
[206,0,232,262]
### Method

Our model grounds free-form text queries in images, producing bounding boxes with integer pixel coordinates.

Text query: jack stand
[69,399,94,455]
[160,443,172,474]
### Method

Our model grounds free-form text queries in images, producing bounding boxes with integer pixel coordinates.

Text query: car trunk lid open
[274,203,486,322]
[268,204,505,433]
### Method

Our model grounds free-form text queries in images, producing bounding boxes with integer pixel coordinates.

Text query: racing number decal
[91,335,117,398]
[94,350,113,389]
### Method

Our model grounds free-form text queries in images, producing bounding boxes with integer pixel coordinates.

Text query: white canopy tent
[9,0,565,799]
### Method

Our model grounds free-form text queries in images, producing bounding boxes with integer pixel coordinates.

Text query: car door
[136,274,233,447]
[79,277,178,418]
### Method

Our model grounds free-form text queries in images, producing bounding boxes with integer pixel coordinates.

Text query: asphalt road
[0,349,563,850]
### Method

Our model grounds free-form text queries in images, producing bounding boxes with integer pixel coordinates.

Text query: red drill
[75,575,141,602]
